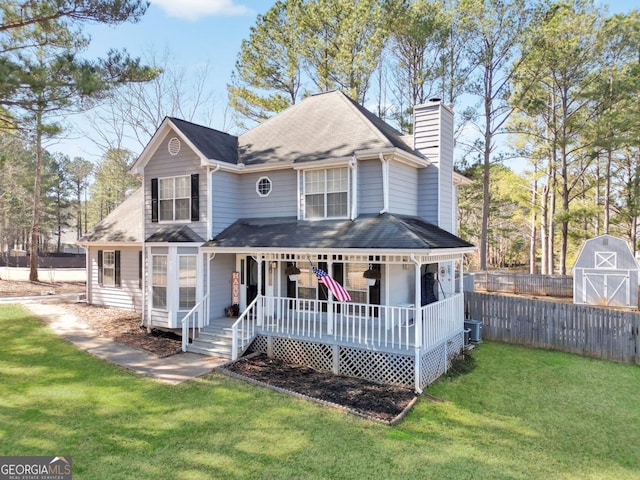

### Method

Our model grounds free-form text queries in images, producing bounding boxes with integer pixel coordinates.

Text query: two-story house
[81,90,474,392]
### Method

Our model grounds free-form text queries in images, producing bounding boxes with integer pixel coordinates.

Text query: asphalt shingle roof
[238,91,418,166]
[145,225,204,243]
[204,214,473,251]
[79,188,143,244]
[169,117,238,164]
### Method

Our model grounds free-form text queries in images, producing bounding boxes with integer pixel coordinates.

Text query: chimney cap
[428,97,441,103]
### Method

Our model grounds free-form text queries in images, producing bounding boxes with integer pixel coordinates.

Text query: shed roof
[573,234,639,270]
[145,225,204,243]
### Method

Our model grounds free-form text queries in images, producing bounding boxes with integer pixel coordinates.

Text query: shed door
[583,270,629,307]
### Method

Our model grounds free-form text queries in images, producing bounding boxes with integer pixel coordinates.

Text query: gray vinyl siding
[238,170,298,218]
[389,161,418,215]
[211,171,240,237]
[438,109,454,232]
[357,160,383,215]
[144,131,208,240]
[414,101,455,232]
[418,167,438,224]
[209,253,235,320]
[88,246,142,311]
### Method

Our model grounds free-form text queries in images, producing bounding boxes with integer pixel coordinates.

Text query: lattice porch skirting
[246,331,464,392]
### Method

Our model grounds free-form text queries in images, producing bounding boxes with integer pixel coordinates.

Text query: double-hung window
[98,250,120,287]
[304,167,349,219]
[152,255,168,309]
[179,255,197,309]
[159,176,190,221]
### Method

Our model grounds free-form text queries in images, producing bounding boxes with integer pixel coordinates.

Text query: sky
[54,0,639,163]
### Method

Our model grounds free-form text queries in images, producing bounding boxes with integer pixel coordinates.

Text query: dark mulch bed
[221,353,419,424]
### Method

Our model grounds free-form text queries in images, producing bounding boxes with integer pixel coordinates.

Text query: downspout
[350,155,357,220]
[204,252,215,327]
[208,163,221,240]
[379,153,389,214]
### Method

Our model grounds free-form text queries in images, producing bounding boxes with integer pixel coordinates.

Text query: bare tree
[82,46,225,154]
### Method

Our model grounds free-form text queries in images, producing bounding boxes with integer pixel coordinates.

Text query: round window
[256,177,272,197]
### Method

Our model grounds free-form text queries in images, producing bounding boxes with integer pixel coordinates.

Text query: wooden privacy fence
[468,272,573,298]
[465,291,640,364]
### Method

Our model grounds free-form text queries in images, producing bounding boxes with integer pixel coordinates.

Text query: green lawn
[1,304,639,480]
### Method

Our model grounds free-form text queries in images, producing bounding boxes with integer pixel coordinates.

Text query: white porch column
[256,256,263,326]
[414,261,423,348]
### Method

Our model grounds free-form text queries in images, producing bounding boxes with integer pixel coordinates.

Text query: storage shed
[573,234,639,308]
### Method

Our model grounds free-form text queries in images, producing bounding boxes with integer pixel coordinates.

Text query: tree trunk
[540,183,549,275]
[548,163,556,275]
[29,110,43,282]
[529,177,538,274]
[604,148,612,234]
[480,70,493,271]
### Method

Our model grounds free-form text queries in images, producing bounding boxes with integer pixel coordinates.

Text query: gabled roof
[203,214,474,252]
[132,90,429,172]
[79,188,143,244]
[131,117,238,173]
[238,90,419,166]
[168,117,238,164]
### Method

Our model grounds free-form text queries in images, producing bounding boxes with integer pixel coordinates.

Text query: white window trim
[158,175,191,223]
[178,254,198,311]
[151,254,168,311]
[256,176,272,197]
[302,166,350,220]
[595,252,616,269]
[102,250,116,287]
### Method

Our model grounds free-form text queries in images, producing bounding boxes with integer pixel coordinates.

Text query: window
[160,176,190,221]
[98,250,120,287]
[595,252,616,269]
[297,266,318,300]
[256,177,272,197]
[345,263,369,304]
[152,255,167,309]
[304,167,349,219]
[179,255,197,309]
[151,174,199,223]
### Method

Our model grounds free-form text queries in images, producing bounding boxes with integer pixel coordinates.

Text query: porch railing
[256,293,464,351]
[420,293,464,347]
[231,297,260,360]
[181,294,210,352]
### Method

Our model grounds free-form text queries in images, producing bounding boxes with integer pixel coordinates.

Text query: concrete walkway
[23,301,227,385]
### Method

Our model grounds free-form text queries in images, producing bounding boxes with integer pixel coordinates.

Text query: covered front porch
[183,251,469,392]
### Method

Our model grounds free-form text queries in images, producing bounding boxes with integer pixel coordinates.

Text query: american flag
[313,266,352,302]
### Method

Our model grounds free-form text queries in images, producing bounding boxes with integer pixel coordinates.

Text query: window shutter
[138,250,142,289]
[151,178,159,223]
[97,250,103,286]
[191,173,199,221]
[115,251,121,287]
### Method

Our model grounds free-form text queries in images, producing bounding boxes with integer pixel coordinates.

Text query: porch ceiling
[203,213,474,253]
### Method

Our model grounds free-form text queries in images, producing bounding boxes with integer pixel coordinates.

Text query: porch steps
[188,319,234,359]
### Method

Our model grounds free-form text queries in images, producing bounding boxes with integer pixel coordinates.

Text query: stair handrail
[181,294,210,352]
[231,296,260,360]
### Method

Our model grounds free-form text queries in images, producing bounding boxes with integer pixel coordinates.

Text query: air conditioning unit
[464,319,482,343]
